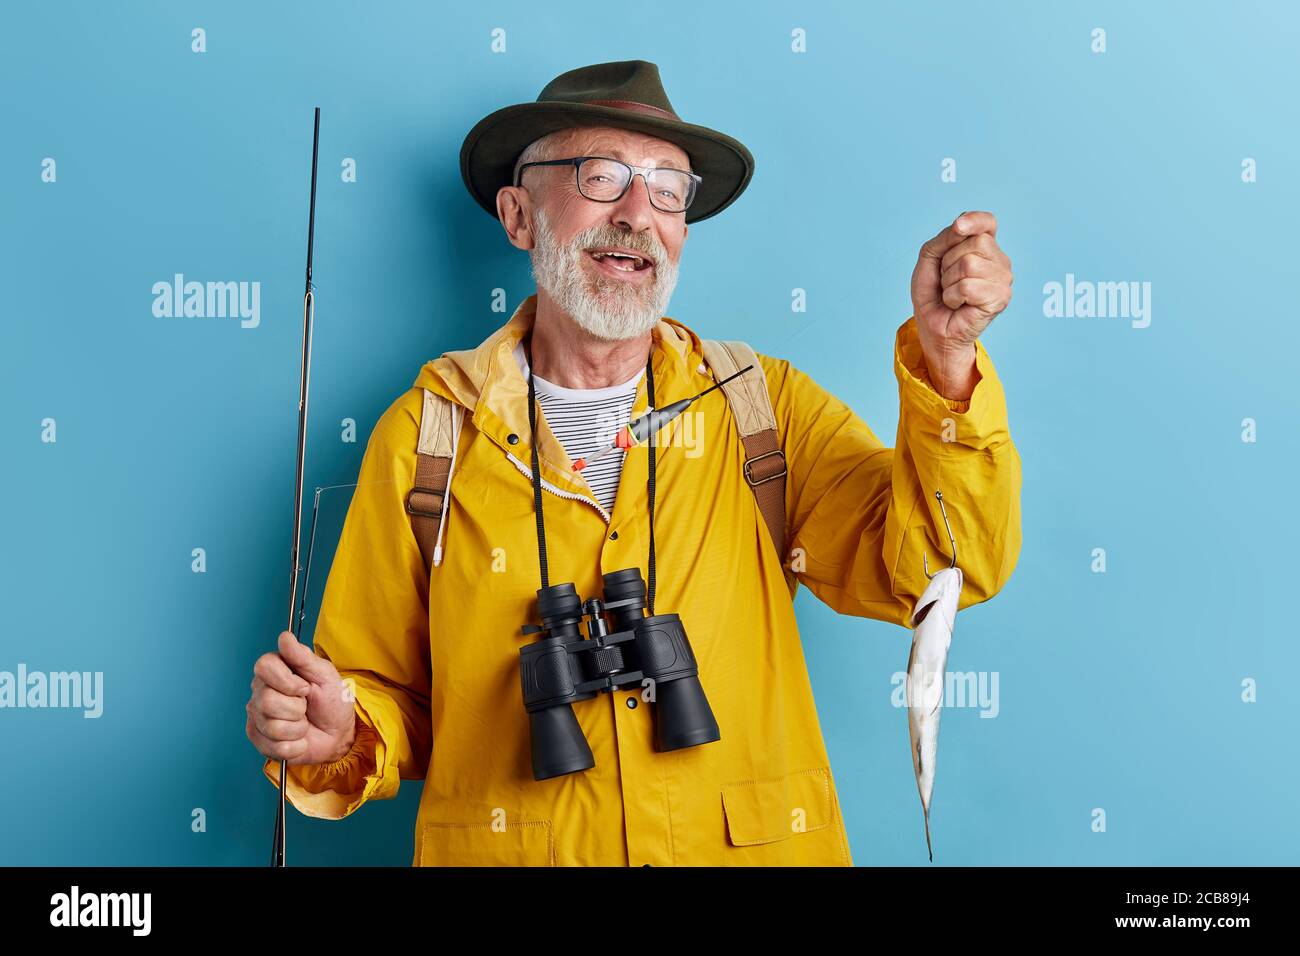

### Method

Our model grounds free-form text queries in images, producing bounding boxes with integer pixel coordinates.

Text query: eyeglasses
[515,156,702,214]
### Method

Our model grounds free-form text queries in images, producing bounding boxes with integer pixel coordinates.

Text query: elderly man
[248,60,1021,866]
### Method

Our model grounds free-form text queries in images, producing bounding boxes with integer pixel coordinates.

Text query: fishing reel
[518,568,720,780]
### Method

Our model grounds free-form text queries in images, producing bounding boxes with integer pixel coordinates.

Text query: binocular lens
[529,705,595,780]
[521,570,719,780]
[654,675,721,750]
[537,582,582,626]
[601,568,646,605]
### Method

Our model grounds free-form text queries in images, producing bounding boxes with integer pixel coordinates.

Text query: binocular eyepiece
[518,568,720,780]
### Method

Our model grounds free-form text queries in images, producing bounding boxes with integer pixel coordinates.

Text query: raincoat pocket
[721,767,833,846]
[418,820,556,867]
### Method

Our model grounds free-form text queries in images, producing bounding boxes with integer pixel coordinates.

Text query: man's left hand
[909,210,1013,401]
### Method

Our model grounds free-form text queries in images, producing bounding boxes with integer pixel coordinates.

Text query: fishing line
[294,480,405,634]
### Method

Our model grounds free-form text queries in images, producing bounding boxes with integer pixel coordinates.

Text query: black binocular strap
[645,355,657,616]
[525,353,659,612]
[527,368,550,589]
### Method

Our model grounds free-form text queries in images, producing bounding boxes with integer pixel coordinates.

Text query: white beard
[528,206,680,341]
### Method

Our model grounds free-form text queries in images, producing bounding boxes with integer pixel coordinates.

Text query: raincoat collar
[414,293,706,498]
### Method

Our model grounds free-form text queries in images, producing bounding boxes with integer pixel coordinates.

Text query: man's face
[508,127,690,341]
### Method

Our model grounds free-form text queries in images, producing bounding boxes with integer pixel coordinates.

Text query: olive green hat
[459,59,754,225]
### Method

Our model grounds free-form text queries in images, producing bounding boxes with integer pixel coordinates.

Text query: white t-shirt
[513,342,644,513]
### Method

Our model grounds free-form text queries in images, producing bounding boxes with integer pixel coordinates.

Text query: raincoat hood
[413,293,708,501]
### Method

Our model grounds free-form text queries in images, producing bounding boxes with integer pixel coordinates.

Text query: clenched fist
[247,631,358,765]
[910,210,1013,401]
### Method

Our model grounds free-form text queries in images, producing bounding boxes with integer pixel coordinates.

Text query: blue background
[2,0,1297,866]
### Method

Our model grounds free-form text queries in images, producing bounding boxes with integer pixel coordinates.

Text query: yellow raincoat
[264,292,1022,866]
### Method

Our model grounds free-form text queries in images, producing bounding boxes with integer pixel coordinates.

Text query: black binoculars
[518,568,720,780]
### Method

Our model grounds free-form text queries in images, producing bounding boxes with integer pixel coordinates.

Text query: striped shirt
[514,342,643,513]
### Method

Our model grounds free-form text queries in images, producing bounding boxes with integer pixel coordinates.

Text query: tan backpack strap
[405,388,459,572]
[700,340,788,561]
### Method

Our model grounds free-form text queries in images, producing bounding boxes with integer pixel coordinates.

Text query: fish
[906,565,963,862]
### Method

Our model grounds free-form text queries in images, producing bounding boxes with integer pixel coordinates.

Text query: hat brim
[460,101,754,225]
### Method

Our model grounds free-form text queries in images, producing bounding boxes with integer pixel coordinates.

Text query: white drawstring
[431,404,464,567]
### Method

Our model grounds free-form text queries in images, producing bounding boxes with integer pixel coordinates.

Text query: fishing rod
[272,106,321,868]
[572,364,755,472]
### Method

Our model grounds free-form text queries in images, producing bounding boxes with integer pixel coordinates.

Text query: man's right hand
[247,631,358,765]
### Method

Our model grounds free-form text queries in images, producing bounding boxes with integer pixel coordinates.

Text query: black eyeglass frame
[514,156,703,214]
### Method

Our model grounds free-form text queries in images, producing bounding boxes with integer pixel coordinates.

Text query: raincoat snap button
[507,433,519,445]
[625,696,638,710]
[609,531,619,540]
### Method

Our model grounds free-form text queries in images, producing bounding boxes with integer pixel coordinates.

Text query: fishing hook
[922,489,958,579]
